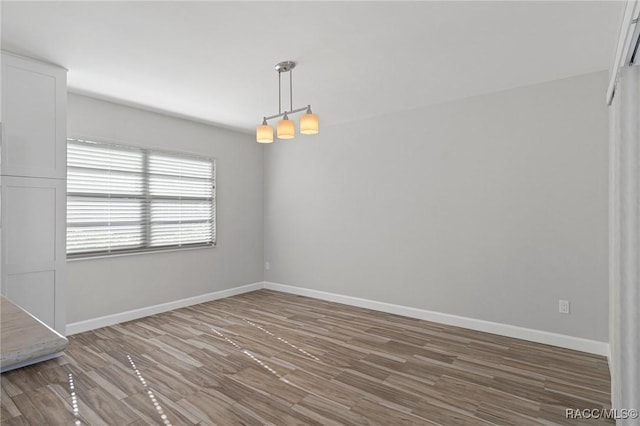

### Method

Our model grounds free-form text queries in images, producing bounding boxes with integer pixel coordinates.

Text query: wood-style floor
[1,289,612,425]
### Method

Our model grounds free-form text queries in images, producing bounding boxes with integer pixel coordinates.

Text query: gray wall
[264,71,609,342]
[67,94,263,323]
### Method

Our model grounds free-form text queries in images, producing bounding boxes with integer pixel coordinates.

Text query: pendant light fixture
[277,113,295,139]
[256,118,274,143]
[300,106,319,134]
[256,61,319,143]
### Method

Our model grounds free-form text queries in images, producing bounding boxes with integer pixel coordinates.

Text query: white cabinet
[1,52,67,179]
[1,52,67,334]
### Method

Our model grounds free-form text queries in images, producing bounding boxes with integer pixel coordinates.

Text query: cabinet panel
[5,183,56,265]
[4,271,56,327]
[1,176,66,333]
[1,52,67,179]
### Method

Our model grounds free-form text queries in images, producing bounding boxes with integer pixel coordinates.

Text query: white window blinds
[67,139,216,258]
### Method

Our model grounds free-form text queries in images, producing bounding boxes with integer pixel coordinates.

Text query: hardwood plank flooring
[1,290,612,425]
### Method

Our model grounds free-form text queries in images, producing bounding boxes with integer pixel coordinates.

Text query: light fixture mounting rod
[276,61,295,114]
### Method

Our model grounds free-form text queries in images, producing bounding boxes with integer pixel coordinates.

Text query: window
[67,138,216,258]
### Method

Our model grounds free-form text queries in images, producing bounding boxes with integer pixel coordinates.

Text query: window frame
[66,137,217,259]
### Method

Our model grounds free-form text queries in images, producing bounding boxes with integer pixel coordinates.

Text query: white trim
[67,280,609,356]
[264,282,609,356]
[67,244,214,262]
[607,0,640,105]
[607,346,614,409]
[65,282,263,335]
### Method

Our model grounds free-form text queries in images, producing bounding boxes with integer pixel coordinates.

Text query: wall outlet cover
[559,299,570,314]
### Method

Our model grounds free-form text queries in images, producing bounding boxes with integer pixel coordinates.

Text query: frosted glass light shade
[277,118,295,139]
[256,124,274,143]
[300,113,319,135]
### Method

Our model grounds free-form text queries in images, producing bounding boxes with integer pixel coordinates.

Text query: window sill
[66,244,216,262]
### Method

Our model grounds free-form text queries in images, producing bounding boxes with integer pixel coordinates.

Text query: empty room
[0,1,639,425]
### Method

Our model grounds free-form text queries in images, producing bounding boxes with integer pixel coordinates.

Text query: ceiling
[1,1,625,133]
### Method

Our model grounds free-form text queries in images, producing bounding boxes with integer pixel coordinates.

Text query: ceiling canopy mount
[274,61,296,73]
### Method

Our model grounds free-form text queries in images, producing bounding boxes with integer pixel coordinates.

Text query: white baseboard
[264,282,609,356]
[66,280,609,357]
[65,282,263,335]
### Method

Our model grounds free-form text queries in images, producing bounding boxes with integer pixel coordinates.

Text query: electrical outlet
[559,300,570,314]
[265,261,270,271]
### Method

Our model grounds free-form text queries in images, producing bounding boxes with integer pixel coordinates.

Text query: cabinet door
[1,176,66,334]
[1,52,67,179]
